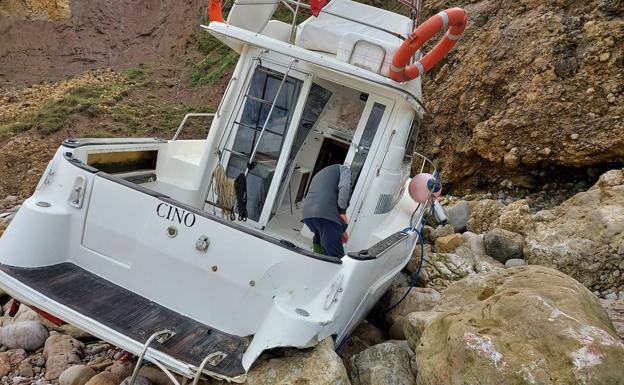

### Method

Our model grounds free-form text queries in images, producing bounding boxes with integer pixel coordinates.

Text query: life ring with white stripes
[390,8,468,82]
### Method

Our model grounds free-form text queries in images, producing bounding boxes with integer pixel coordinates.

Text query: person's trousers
[303,217,345,258]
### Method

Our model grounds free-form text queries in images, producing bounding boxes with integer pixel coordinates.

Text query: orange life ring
[390,8,468,82]
[208,0,225,23]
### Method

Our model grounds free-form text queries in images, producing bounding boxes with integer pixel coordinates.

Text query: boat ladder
[127,330,230,385]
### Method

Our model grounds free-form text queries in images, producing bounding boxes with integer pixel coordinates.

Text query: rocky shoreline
[0,168,622,385]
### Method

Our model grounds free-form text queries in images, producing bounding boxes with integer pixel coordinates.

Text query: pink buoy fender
[409,173,442,204]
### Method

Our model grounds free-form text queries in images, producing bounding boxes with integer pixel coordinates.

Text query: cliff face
[0,0,70,21]
[0,0,206,86]
[419,0,623,189]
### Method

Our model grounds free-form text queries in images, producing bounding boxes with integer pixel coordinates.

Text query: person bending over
[302,163,351,257]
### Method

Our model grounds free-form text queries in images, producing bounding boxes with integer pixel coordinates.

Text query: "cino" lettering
[156,203,196,227]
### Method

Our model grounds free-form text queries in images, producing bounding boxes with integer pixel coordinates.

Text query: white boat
[0,0,466,383]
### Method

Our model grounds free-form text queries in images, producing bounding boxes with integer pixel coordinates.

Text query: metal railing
[172,113,216,141]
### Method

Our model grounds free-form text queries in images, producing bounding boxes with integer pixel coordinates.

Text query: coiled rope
[212,164,236,219]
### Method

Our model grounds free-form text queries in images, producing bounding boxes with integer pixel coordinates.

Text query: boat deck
[0,263,249,379]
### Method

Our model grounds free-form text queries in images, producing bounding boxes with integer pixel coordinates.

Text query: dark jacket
[302,164,351,224]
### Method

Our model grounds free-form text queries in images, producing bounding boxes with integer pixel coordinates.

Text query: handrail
[172,113,216,141]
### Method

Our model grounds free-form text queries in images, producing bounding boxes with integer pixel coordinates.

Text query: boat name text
[156,203,196,227]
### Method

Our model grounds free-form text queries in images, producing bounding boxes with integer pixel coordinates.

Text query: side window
[402,116,421,166]
[351,102,386,187]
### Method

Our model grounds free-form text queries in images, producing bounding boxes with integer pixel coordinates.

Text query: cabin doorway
[311,138,349,180]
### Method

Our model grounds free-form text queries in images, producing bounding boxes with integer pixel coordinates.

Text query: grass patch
[0,67,204,139]
[0,83,111,137]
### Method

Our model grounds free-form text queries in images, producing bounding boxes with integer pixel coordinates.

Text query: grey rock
[605,293,618,300]
[445,201,471,233]
[484,228,524,263]
[504,259,526,268]
[619,291,624,301]
[350,342,415,385]
[0,321,49,351]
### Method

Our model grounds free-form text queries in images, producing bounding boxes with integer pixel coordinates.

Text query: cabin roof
[203,22,426,115]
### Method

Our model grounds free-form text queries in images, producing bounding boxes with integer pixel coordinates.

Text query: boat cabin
[83,0,427,253]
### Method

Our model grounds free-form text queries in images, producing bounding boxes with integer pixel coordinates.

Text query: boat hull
[0,141,420,380]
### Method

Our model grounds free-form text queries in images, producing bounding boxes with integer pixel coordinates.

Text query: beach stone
[0,321,49,351]
[413,266,624,385]
[423,224,454,244]
[434,233,464,253]
[445,201,471,233]
[59,365,96,385]
[44,335,84,381]
[84,372,121,385]
[349,342,415,385]
[483,228,524,263]
[504,258,526,268]
[0,354,11,378]
[18,360,33,377]
[107,361,133,381]
[461,232,486,257]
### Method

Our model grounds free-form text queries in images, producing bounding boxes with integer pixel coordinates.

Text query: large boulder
[349,342,415,385]
[0,320,49,351]
[524,169,624,293]
[44,334,84,380]
[244,337,350,385]
[483,228,524,263]
[411,266,624,385]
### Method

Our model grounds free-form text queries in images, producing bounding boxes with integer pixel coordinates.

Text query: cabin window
[226,66,303,221]
[402,116,421,167]
[351,102,386,187]
[271,83,333,216]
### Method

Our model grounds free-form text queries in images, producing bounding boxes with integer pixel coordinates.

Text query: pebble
[505,259,526,268]
[619,291,624,301]
[570,133,579,140]
[605,293,618,300]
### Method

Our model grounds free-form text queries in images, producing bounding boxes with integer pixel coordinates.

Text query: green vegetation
[0,66,207,139]
[187,29,239,87]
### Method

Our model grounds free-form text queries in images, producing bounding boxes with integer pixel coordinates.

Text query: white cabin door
[344,95,394,231]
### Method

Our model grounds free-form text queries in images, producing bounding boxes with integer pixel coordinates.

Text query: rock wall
[0,0,70,21]
[418,0,623,189]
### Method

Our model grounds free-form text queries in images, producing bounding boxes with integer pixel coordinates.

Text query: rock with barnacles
[412,265,624,385]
